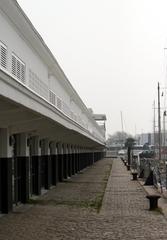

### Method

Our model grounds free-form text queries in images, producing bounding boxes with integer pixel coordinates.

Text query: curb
[138,179,167,217]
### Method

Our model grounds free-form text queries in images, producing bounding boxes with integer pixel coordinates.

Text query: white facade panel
[0,0,106,145]
[0,9,48,88]
[49,75,70,103]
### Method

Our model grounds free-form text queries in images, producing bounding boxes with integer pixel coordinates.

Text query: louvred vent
[0,42,7,69]
[12,53,25,83]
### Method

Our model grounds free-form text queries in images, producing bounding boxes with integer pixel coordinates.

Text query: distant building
[136,133,153,145]
[136,132,167,147]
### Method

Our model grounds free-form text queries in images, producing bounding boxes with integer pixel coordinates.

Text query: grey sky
[17,0,167,136]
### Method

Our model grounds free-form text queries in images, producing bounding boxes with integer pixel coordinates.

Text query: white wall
[0,9,48,87]
[0,5,105,144]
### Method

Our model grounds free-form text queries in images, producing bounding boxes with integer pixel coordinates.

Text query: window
[12,53,25,83]
[0,41,7,69]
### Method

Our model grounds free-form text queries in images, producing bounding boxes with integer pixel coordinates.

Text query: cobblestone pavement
[1,158,167,239]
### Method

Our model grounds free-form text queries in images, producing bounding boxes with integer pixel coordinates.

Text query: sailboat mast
[153,100,156,150]
[120,111,124,148]
[158,82,161,161]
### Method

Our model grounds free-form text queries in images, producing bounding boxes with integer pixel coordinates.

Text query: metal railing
[132,156,167,192]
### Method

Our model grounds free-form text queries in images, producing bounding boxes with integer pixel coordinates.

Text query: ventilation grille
[62,101,70,116]
[57,97,62,110]
[12,54,25,83]
[0,41,93,137]
[0,42,7,69]
[29,69,48,100]
[49,90,56,106]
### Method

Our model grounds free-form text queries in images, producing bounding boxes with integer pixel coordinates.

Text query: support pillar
[74,146,78,173]
[87,151,90,166]
[92,151,95,165]
[80,148,83,170]
[71,145,75,175]
[83,148,86,168]
[80,148,84,170]
[63,144,68,179]
[0,128,12,213]
[41,139,51,190]
[15,133,30,204]
[91,151,94,165]
[78,147,81,172]
[30,136,41,195]
[76,147,79,172]
[94,151,97,162]
[85,149,88,167]
[68,145,72,177]
[50,141,58,186]
[57,143,63,182]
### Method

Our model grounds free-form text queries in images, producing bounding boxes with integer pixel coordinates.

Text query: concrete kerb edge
[137,179,167,217]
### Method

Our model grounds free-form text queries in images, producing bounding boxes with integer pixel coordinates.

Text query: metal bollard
[146,195,161,210]
[127,165,130,171]
[132,172,138,180]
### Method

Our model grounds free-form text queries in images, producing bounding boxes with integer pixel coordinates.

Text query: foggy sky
[17,0,167,136]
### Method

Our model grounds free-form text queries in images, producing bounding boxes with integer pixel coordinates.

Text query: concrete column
[15,133,30,204]
[41,139,51,190]
[67,144,72,177]
[84,149,87,167]
[97,151,100,161]
[77,147,79,172]
[94,151,96,162]
[63,144,68,179]
[71,145,75,175]
[86,149,88,167]
[83,148,86,169]
[86,149,89,167]
[78,147,81,172]
[50,141,58,186]
[86,149,90,167]
[57,142,63,182]
[0,128,12,213]
[87,149,90,166]
[80,148,84,170]
[74,146,78,174]
[80,148,82,170]
[75,147,78,173]
[91,151,94,165]
[90,150,94,166]
[30,136,41,195]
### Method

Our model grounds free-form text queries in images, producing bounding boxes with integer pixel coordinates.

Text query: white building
[0,0,106,213]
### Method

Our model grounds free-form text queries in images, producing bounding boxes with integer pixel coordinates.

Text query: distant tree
[106,131,133,147]
[124,137,135,148]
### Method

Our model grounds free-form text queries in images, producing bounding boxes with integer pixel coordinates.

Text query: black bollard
[127,164,130,171]
[146,195,161,210]
[132,172,138,180]
[144,171,154,186]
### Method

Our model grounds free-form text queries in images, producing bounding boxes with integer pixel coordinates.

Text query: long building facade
[0,0,106,213]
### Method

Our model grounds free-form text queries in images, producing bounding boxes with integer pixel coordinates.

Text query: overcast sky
[17,0,167,137]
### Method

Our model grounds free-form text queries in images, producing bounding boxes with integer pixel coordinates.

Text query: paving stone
[0,158,167,239]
